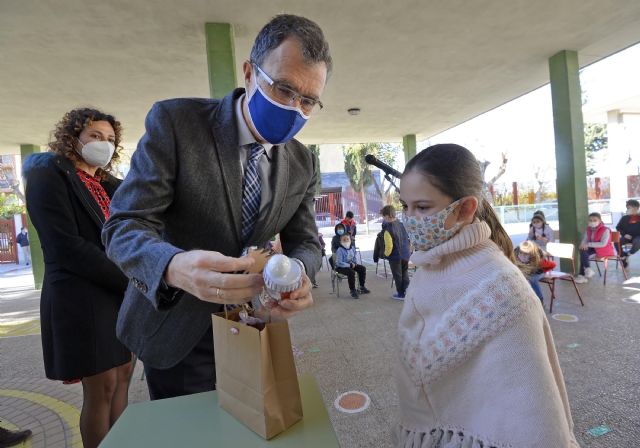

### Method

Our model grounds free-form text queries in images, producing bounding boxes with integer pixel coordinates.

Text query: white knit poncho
[394,222,579,448]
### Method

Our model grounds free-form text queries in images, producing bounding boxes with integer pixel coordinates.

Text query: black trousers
[622,235,640,255]
[389,259,410,295]
[336,265,366,290]
[144,325,216,400]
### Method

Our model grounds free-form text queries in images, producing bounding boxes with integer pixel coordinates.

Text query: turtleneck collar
[410,221,492,267]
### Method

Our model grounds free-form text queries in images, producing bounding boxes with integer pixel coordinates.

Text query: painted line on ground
[0,319,40,338]
[0,389,81,446]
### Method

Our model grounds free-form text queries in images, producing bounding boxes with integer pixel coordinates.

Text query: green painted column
[403,134,417,164]
[205,23,237,99]
[548,50,588,272]
[20,144,44,289]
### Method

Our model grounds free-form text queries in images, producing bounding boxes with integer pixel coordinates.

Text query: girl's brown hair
[48,108,123,176]
[403,143,515,262]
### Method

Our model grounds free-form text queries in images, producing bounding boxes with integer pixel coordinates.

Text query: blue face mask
[247,83,309,145]
[337,229,345,236]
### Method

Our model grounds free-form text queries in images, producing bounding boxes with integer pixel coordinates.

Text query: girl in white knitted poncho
[395,144,578,448]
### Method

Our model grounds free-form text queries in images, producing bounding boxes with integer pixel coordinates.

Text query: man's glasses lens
[271,83,321,114]
[253,64,322,114]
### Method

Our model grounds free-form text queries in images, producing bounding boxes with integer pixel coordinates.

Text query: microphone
[364,154,402,179]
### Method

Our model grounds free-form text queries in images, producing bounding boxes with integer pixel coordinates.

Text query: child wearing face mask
[329,222,348,270]
[395,144,577,448]
[334,234,370,298]
[574,212,616,284]
[527,210,554,250]
[514,240,552,303]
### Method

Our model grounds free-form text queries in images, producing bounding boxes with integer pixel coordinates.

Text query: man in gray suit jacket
[102,14,331,400]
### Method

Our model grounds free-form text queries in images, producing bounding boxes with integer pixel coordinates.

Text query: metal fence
[314,187,383,229]
[493,199,615,224]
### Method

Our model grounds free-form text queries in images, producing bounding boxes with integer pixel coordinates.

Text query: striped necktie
[240,143,265,243]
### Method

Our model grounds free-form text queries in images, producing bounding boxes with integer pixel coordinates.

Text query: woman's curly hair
[48,108,123,176]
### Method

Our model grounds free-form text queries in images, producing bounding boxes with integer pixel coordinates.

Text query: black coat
[24,152,129,380]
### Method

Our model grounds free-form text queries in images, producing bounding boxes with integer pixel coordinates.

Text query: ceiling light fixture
[347,108,361,116]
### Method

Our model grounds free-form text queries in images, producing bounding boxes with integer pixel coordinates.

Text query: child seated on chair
[335,234,370,298]
[527,210,554,251]
[514,241,550,304]
[330,223,350,269]
[616,199,640,267]
[575,212,615,284]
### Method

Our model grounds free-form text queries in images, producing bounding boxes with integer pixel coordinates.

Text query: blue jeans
[529,273,544,303]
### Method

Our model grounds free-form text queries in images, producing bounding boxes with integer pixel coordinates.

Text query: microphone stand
[384,172,400,193]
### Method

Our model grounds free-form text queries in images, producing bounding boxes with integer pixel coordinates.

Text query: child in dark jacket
[616,199,640,267]
[335,234,370,298]
[380,205,411,300]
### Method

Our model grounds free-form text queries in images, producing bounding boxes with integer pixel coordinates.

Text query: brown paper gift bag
[212,309,303,439]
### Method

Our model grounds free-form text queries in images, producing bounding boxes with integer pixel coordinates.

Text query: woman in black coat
[23,108,132,448]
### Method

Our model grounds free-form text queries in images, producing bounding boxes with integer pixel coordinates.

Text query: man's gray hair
[251,14,333,76]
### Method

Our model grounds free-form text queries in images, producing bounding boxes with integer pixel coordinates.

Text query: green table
[101,375,339,447]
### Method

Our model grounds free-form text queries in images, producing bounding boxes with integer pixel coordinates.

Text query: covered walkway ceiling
[2,0,640,153]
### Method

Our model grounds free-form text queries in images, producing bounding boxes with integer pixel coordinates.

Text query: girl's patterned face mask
[403,199,463,252]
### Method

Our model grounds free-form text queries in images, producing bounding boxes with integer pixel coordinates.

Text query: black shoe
[622,257,629,268]
[312,282,318,289]
[358,287,371,294]
[0,427,32,447]
[350,289,359,299]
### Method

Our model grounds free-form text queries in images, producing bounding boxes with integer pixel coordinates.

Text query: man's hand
[579,243,588,251]
[625,234,632,241]
[165,250,264,304]
[271,274,314,319]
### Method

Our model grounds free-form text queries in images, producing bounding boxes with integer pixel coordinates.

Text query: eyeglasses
[252,63,323,115]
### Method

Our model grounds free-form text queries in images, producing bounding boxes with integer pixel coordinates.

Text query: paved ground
[1,244,640,447]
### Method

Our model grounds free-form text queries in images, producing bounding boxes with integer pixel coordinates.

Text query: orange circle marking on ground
[334,391,370,414]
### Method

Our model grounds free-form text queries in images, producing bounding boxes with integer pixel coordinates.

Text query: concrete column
[20,144,44,289]
[403,134,417,164]
[205,23,237,99]
[548,50,588,271]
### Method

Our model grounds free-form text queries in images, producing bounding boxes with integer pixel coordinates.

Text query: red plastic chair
[593,231,628,285]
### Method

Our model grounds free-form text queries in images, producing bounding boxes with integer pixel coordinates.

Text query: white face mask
[341,241,351,250]
[79,140,115,168]
[589,222,600,228]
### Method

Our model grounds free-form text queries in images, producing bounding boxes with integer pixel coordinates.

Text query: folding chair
[539,242,585,313]
[593,230,628,285]
[330,254,347,297]
[376,258,389,278]
[320,253,330,271]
